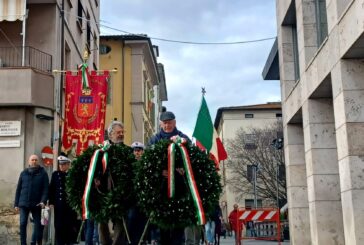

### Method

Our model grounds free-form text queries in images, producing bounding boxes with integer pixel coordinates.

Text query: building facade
[214,103,282,220]
[0,0,100,243]
[99,35,167,145]
[269,0,364,244]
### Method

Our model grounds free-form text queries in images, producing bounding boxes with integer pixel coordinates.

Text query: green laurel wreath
[66,144,135,222]
[133,140,222,229]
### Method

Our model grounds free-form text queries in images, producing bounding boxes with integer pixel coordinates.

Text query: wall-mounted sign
[0,121,21,136]
[0,140,21,148]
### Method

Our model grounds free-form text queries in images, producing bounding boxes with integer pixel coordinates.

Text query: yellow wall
[123,47,132,145]
[100,40,133,145]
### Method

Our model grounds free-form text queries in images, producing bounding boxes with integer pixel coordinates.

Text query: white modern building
[264,0,364,244]
[214,103,282,219]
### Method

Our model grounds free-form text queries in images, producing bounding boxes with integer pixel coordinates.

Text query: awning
[0,0,26,22]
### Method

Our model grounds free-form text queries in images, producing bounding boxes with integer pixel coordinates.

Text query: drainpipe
[21,5,27,66]
[57,0,65,154]
[121,40,125,123]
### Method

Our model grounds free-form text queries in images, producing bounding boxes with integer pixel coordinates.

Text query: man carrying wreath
[148,110,191,245]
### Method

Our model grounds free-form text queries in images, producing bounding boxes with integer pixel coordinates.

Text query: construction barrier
[236,208,281,245]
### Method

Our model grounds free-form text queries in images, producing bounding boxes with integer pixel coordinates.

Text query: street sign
[41,146,53,166]
[0,140,20,148]
[0,121,21,136]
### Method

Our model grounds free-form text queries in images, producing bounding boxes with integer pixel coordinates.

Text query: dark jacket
[148,127,191,198]
[49,171,75,214]
[49,170,78,237]
[148,127,190,145]
[14,166,49,208]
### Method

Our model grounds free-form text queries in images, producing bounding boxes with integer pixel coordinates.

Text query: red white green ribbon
[82,143,110,220]
[78,63,90,90]
[167,143,176,198]
[167,137,206,225]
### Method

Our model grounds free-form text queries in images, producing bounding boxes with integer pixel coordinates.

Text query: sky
[100,0,280,137]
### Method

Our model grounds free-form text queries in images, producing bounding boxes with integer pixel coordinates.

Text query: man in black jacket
[14,154,49,245]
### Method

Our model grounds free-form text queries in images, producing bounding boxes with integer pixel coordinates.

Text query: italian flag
[193,96,227,169]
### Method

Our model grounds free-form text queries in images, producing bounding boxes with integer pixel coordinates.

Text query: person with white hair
[106,120,125,144]
[98,120,127,245]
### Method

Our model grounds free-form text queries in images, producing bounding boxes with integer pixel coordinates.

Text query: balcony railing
[0,46,52,73]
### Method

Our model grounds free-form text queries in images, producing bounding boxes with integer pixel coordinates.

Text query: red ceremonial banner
[62,68,109,155]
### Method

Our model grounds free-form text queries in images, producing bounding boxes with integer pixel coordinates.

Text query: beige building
[214,103,282,219]
[0,0,100,243]
[264,0,364,244]
[99,35,167,145]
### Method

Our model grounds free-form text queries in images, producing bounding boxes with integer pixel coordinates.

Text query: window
[282,1,300,81]
[245,199,262,209]
[276,113,282,118]
[106,76,111,104]
[86,24,91,49]
[77,0,83,32]
[244,134,256,150]
[315,0,328,46]
[292,26,300,81]
[67,0,73,8]
[245,113,254,118]
[99,44,111,55]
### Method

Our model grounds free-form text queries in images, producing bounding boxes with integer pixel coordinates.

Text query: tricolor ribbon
[81,143,110,220]
[167,137,206,225]
[78,63,90,90]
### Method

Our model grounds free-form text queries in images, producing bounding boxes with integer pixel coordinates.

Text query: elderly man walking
[97,120,127,245]
[14,154,49,245]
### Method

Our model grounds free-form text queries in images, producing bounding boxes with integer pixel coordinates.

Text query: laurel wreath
[66,144,135,222]
[133,140,222,229]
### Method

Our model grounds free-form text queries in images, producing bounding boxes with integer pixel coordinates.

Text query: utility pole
[276,163,279,208]
[252,164,259,208]
[272,136,283,208]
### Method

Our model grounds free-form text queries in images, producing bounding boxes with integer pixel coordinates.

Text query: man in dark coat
[49,155,79,245]
[148,111,191,245]
[14,154,49,245]
[148,111,190,145]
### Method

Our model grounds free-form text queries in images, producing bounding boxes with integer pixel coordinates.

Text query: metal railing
[0,46,52,73]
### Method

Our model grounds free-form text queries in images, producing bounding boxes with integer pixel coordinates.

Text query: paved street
[79,237,291,245]
[79,235,291,245]
[219,236,290,245]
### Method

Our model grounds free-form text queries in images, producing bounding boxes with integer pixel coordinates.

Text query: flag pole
[52,69,118,74]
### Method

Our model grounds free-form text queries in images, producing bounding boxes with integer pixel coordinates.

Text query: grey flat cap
[160,111,175,121]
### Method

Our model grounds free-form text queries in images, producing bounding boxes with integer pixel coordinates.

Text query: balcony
[0,46,52,73]
[0,47,54,109]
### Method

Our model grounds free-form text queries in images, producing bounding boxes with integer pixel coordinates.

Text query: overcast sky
[100,0,280,137]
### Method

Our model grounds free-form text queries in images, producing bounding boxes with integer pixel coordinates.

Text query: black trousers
[159,227,184,245]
